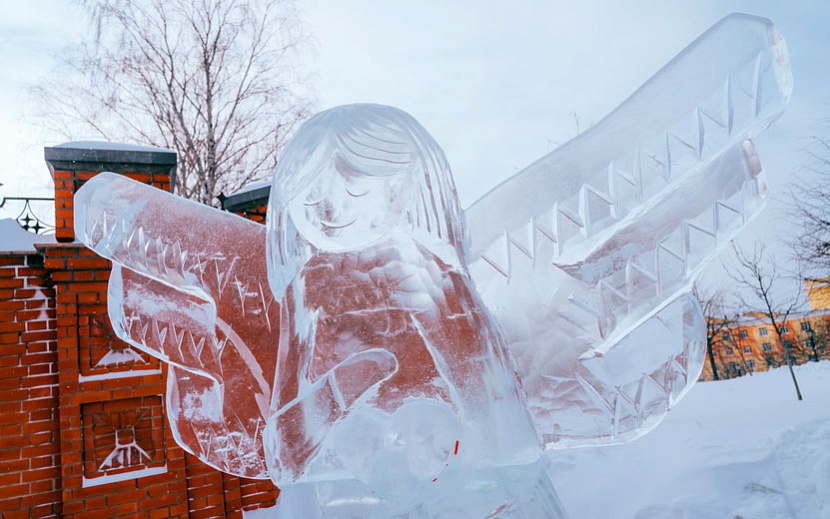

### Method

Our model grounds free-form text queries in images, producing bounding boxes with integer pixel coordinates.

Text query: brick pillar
[44,143,177,243]
[40,143,191,518]
[42,244,191,518]
[0,252,59,518]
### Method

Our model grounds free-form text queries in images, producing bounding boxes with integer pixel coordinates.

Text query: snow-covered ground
[245,362,830,518]
[547,361,830,519]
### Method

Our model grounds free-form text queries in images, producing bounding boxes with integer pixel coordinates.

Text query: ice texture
[74,13,790,518]
[75,175,278,478]
[466,13,790,449]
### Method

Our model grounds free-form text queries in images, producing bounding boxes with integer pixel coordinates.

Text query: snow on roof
[55,140,175,154]
[0,218,56,252]
[231,178,272,196]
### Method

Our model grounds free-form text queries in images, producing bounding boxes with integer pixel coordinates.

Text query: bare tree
[36,0,314,205]
[811,317,830,360]
[694,285,739,381]
[790,315,830,363]
[713,325,755,380]
[792,135,830,271]
[728,243,805,400]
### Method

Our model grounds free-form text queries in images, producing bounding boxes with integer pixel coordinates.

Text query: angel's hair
[266,103,464,297]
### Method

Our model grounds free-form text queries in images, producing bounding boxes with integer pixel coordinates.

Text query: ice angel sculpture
[75,13,790,518]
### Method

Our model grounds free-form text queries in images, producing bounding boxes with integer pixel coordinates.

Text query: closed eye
[346,185,370,198]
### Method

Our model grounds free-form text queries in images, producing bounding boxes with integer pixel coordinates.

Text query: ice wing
[464,14,791,448]
[75,173,279,478]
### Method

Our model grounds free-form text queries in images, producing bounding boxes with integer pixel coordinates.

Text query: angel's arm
[76,172,278,477]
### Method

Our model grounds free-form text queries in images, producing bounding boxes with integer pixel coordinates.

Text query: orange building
[805,278,830,312]
[700,306,830,381]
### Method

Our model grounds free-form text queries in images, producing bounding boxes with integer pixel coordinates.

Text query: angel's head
[267,104,464,296]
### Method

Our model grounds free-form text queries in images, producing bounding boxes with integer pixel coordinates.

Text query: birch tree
[37,0,313,205]
[728,243,805,400]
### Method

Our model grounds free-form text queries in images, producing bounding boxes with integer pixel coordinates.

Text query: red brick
[29,503,55,518]
[150,509,172,519]
[21,331,55,343]
[0,300,25,311]
[66,258,109,270]
[29,479,56,494]
[107,488,145,506]
[22,375,58,389]
[117,501,139,515]
[73,282,109,293]
[0,321,25,333]
[42,259,66,270]
[0,458,28,472]
[84,495,109,511]
[22,466,60,483]
[24,320,49,332]
[30,456,55,469]
[76,293,101,304]
[0,278,24,289]
[0,497,23,513]
[28,409,54,422]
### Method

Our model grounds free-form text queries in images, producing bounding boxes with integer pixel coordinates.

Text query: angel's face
[288,156,416,252]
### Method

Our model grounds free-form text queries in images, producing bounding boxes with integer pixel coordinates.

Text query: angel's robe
[269,233,542,494]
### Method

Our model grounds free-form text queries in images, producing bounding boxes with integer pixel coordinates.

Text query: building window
[783,340,793,350]
[765,357,775,366]
[729,362,739,371]
[801,321,811,332]
[779,325,789,334]
[747,360,756,369]
[721,332,730,340]
[759,327,768,336]
[744,345,752,354]
[762,342,772,352]
[739,330,748,339]
[725,347,734,355]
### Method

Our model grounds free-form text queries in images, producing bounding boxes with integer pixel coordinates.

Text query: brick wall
[0,143,279,518]
[230,205,267,225]
[0,253,59,518]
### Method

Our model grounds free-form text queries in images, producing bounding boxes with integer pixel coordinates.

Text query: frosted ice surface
[75,13,790,518]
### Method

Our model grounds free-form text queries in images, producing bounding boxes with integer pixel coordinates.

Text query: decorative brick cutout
[77,302,157,379]
[81,396,166,485]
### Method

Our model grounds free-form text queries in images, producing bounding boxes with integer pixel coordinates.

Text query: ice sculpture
[74,13,790,518]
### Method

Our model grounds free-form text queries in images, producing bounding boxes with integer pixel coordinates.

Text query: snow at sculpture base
[74,13,791,518]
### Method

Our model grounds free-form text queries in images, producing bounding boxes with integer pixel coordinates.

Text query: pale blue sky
[1,0,829,256]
